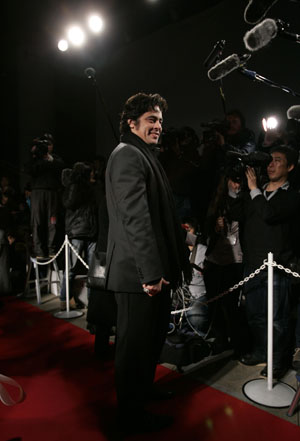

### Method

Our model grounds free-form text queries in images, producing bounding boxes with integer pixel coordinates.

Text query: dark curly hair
[119,92,168,135]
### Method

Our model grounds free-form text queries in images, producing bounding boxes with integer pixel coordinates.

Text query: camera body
[32,139,49,159]
[226,150,272,187]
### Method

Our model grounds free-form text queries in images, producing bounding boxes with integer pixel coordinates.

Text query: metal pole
[267,252,274,391]
[53,235,83,319]
[65,235,70,313]
[33,259,41,304]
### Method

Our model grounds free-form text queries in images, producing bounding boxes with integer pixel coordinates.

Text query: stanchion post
[53,235,84,319]
[65,234,70,313]
[242,253,295,407]
[267,252,274,391]
[33,259,41,304]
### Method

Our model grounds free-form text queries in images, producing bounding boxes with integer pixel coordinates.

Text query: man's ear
[288,164,295,173]
[127,119,135,130]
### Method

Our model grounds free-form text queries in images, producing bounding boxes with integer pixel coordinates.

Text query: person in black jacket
[105,93,191,433]
[230,145,300,379]
[60,162,97,310]
[27,136,64,257]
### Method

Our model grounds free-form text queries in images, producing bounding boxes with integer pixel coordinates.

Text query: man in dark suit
[105,93,191,433]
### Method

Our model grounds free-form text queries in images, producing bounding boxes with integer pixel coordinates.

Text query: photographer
[199,110,256,225]
[229,145,300,379]
[60,162,97,310]
[203,174,244,355]
[27,134,64,258]
[160,126,201,221]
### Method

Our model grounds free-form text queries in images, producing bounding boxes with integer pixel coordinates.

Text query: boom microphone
[244,18,277,51]
[244,18,300,52]
[287,105,300,120]
[207,53,251,81]
[203,40,226,69]
[244,0,279,25]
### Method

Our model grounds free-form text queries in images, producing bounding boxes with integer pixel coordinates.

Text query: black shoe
[239,353,266,366]
[150,387,174,401]
[117,410,173,434]
[260,365,288,379]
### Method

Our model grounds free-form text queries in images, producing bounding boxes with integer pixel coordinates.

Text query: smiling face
[267,152,294,183]
[128,106,163,144]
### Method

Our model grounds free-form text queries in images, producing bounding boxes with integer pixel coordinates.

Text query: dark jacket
[229,185,300,268]
[28,154,64,190]
[62,166,97,240]
[105,132,191,293]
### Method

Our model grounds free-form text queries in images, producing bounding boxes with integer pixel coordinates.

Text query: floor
[23,289,300,428]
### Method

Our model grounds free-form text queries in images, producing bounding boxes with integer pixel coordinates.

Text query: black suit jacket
[105,133,190,293]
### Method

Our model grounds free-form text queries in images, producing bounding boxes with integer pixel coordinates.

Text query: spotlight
[88,14,104,33]
[262,116,278,132]
[67,26,85,46]
[58,39,69,52]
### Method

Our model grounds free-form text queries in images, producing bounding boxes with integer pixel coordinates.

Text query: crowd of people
[2,95,300,433]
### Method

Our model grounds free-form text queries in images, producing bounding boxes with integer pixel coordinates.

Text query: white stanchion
[267,251,274,391]
[242,252,295,407]
[54,235,84,320]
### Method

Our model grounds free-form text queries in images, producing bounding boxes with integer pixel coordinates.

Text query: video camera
[32,139,49,159]
[225,149,272,187]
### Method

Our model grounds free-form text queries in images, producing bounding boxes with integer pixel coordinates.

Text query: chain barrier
[30,239,67,265]
[271,261,300,279]
[171,259,300,316]
[67,241,89,270]
[30,237,90,270]
[31,242,300,314]
[171,262,267,315]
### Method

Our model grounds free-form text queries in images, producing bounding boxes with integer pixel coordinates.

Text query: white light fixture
[262,116,278,132]
[58,39,69,52]
[88,14,104,33]
[67,26,85,46]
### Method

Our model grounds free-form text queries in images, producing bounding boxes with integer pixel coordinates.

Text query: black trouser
[87,289,118,355]
[244,267,291,367]
[31,189,58,256]
[0,230,11,295]
[114,287,171,413]
[204,262,244,352]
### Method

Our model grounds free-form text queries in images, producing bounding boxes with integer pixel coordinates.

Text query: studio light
[58,39,69,52]
[88,14,104,33]
[262,116,278,132]
[67,26,85,46]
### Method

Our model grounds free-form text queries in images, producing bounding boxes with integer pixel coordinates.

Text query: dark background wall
[2,0,300,187]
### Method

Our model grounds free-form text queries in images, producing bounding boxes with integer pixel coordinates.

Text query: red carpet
[1,297,300,441]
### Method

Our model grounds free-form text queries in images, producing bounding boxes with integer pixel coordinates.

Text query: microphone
[287,105,300,120]
[207,53,251,81]
[203,40,226,69]
[84,67,96,80]
[244,18,277,51]
[244,18,300,52]
[244,0,279,25]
